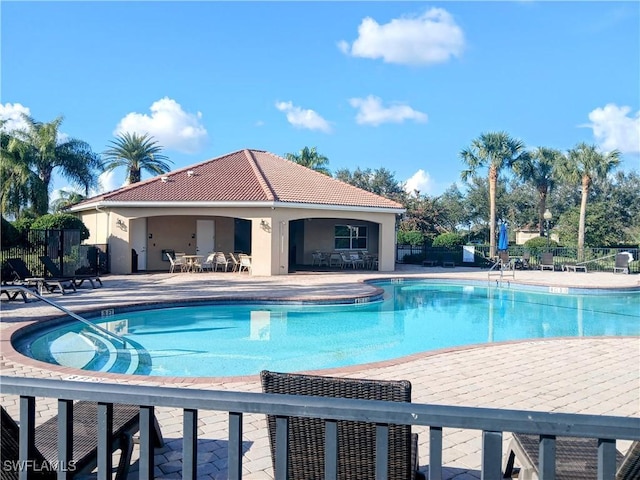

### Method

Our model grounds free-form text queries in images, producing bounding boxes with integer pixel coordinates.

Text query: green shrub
[432,232,465,248]
[397,229,425,246]
[524,236,558,254]
[31,214,90,241]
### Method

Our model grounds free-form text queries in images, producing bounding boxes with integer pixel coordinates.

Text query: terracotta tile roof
[74,149,404,211]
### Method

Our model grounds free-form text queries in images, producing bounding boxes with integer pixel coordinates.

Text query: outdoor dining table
[181,255,204,272]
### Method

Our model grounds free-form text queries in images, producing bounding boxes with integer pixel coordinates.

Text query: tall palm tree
[0,125,36,218]
[513,147,564,236]
[557,143,620,255]
[285,146,331,176]
[102,132,172,185]
[460,132,527,258]
[6,115,102,215]
[51,189,86,213]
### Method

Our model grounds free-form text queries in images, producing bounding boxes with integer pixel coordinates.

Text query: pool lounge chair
[539,252,555,271]
[1,401,163,480]
[613,253,632,274]
[442,253,456,268]
[260,370,425,480]
[503,433,640,480]
[6,258,76,295]
[1,285,37,302]
[39,255,102,289]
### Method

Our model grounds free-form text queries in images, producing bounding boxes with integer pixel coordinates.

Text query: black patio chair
[1,402,163,480]
[261,370,426,480]
[39,255,102,289]
[5,258,76,295]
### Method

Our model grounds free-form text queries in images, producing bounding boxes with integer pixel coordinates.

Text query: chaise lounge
[6,258,76,295]
[39,255,103,289]
[260,370,425,480]
[1,401,164,480]
[503,433,640,479]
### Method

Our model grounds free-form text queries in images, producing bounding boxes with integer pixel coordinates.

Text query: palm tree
[285,146,331,176]
[0,125,36,218]
[513,147,564,236]
[460,132,527,258]
[6,115,102,215]
[51,189,86,213]
[102,132,172,185]
[557,143,621,255]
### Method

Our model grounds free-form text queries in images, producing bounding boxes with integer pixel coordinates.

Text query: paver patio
[1,265,638,479]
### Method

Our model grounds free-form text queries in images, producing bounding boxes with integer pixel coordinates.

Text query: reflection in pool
[14,281,640,377]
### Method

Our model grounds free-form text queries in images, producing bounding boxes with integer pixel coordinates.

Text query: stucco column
[377,216,397,271]
[109,215,132,274]
[250,217,275,276]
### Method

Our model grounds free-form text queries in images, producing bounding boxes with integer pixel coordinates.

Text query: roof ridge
[244,149,276,201]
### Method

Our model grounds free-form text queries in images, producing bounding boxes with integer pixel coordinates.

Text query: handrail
[576,253,617,266]
[7,285,127,348]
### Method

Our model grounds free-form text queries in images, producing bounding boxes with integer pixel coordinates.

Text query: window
[334,225,367,250]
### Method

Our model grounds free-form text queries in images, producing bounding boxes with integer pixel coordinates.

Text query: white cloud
[404,169,434,195]
[115,97,208,153]
[585,104,640,154]
[339,8,465,66]
[0,103,31,131]
[349,95,427,126]
[275,101,332,133]
[97,169,125,194]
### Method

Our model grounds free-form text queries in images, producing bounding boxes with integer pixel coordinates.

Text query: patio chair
[503,433,639,480]
[201,253,215,271]
[166,252,185,273]
[498,251,514,271]
[39,255,102,289]
[539,252,555,271]
[1,285,37,302]
[228,252,241,272]
[260,370,425,480]
[514,252,531,270]
[214,252,230,272]
[238,254,252,273]
[311,251,328,267]
[6,258,77,295]
[328,252,342,268]
[613,253,632,274]
[1,401,163,480]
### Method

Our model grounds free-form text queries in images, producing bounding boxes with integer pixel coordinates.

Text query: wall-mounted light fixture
[260,219,271,232]
[191,233,196,239]
[148,233,153,239]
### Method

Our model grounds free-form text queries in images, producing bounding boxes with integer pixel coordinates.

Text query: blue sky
[2,1,639,201]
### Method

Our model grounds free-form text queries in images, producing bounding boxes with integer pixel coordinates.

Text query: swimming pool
[14,280,640,377]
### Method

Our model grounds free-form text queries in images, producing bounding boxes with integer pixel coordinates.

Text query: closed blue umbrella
[498,223,508,251]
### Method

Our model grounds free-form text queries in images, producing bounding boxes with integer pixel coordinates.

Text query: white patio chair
[238,254,252,273]
[166,252,185,273]
[214,252,230,272]
[201,253,215,272]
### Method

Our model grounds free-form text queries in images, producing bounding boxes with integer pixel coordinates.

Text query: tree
[556,143,620,255]
[0,124,38,218]
[51,190,86,213]
[460,132,527,257]
[6,115,102,215]
[285,146,331,176]
[513,147,563,235]
[335,167,406,203]
[102,132,172,185]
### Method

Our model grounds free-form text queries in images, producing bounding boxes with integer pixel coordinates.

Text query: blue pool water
[16,281,640,377]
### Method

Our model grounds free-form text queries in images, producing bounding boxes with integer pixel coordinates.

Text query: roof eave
[69,200,405,215]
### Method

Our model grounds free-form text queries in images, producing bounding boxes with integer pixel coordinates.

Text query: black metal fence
[0,229,109,281]
[397,244,639,273]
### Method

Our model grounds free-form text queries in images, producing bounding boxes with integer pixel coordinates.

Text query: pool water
[17,281,640,377]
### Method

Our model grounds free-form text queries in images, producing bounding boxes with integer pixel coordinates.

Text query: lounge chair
[539,252,555,271]
[1,401,163,480]
[260,370,425,480]
[1,285,37,302]
[201,253,215,271]
[613,253,632,274]
[503,433,640,480]
[39,255,102,289]
[6,258,76,295]
[499,251,514,271]
[442,253,456,268]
